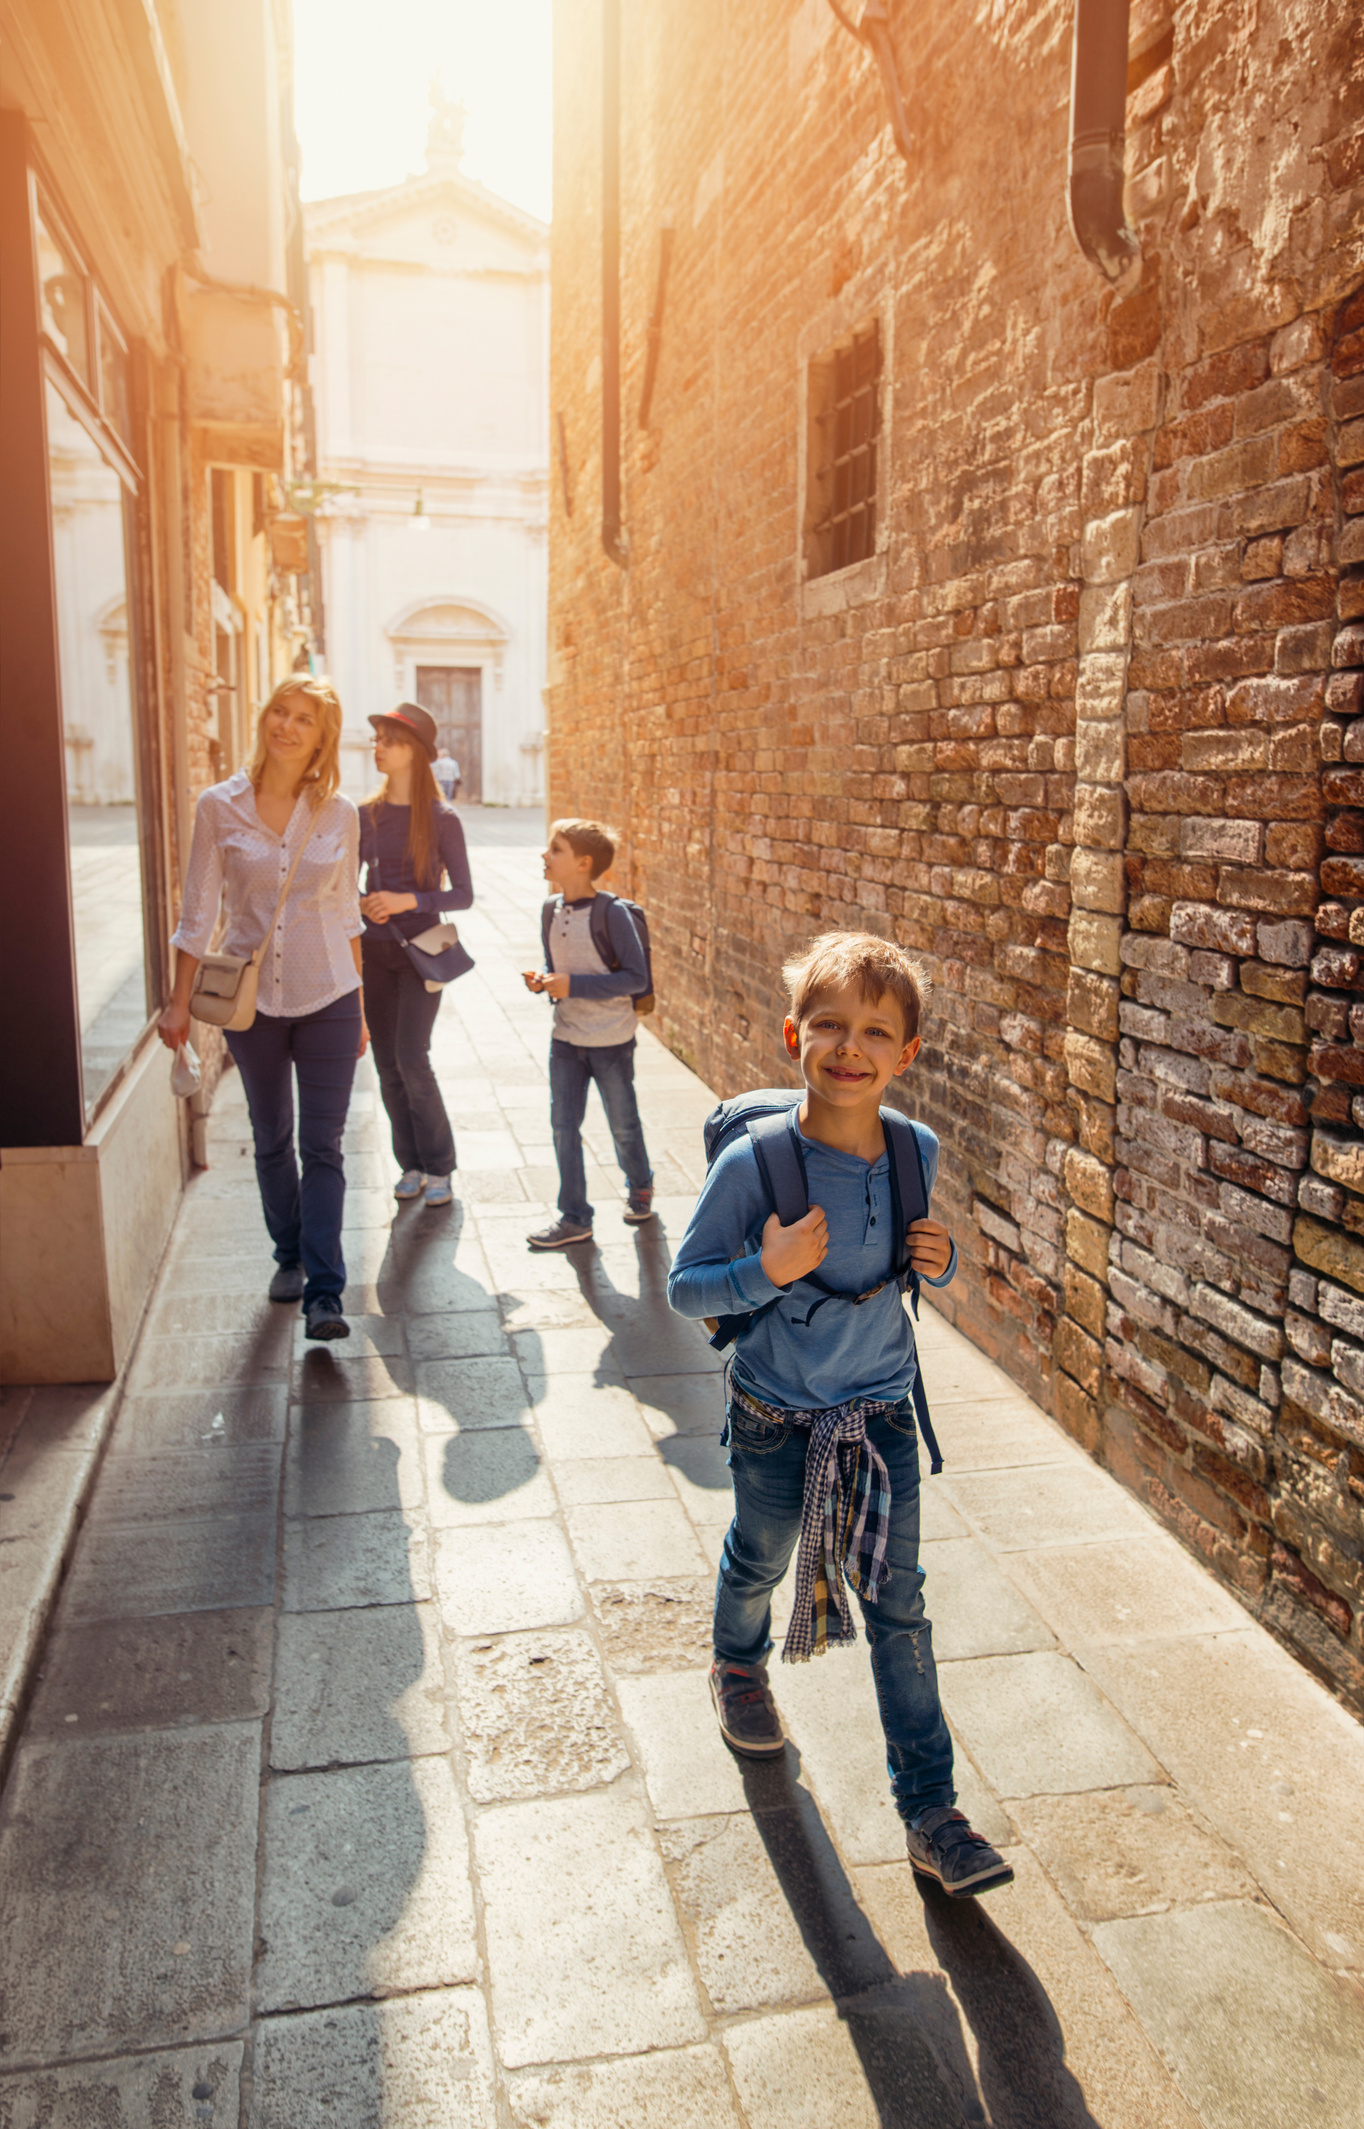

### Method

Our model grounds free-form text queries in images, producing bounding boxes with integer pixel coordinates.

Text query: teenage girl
[359,701,473,1206]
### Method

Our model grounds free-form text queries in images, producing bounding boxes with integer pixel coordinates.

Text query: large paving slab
[251,1991,497,2129]
[0,1725,260,2062]
[0,2040,243,2125]
[474,1786,706,2066]
[1091,1902,1364,2129]
[256,1755,478,2010]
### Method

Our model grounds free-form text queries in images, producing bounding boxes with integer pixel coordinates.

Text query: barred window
[805,320,880,579]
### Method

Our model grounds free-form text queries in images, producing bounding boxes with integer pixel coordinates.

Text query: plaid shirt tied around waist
[730,1381,895,1664]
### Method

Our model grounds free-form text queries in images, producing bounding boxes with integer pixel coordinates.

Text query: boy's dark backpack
[701,1087,943,1471]
[541,892,655,1014]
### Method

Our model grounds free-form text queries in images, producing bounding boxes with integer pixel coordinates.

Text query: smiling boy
[667,931,1013,1898]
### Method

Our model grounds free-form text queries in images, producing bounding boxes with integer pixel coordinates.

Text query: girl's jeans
[362,932,457,1178]
[225,989,361,1308]
[714,1391,956,1824]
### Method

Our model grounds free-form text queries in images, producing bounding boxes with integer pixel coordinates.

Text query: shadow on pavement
[739,1753,1101,2129]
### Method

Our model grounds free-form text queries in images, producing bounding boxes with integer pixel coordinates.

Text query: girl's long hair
[367,747,444,887]
[248,675,344,805]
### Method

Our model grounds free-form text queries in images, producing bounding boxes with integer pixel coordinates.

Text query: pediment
[305,172,546,273]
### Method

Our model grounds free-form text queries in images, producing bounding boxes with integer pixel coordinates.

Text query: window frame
[796,285,894,620]
[30,166,164,1126]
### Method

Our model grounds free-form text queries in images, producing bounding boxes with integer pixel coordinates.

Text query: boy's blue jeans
[549,1036,652,1226]
[714,1391,956,1824]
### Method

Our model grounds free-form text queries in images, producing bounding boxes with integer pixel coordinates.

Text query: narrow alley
[1,812,1361,2129]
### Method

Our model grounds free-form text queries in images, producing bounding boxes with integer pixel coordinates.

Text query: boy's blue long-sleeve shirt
[668,1117,956,1409]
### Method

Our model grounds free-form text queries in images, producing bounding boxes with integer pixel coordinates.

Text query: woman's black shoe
[269,1263,305,1303]
[304,1296,350,1342]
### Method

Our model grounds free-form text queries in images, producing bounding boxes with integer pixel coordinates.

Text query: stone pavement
[1,808,1363,2128]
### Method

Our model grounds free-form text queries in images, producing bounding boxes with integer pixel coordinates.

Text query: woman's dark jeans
[225,988,362,1308]
[362,932,456,1178]
[715,1393,956,1824]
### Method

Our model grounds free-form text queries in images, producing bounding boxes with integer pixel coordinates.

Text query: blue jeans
[549,1036,652,1227]
[225,989,361,1307]
[714,1394,956,1823]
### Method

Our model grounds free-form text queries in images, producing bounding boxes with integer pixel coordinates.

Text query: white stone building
[305,97,550,806]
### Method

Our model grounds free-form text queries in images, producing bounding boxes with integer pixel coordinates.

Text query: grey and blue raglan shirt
[667,1117,957,1409]
[545,893,648,1045]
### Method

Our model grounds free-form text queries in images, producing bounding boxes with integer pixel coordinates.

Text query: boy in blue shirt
[523,818,654,1248]
[668,931,1012,1897]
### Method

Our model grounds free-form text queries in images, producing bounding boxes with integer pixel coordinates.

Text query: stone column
[1056,361,1163,1448]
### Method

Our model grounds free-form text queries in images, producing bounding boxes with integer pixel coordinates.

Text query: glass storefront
[39,209,153,1118]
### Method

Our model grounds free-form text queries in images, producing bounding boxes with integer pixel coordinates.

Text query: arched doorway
[384,597,509,806]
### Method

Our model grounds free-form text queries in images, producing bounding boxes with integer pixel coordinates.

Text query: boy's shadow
[738,1754,1101,2129]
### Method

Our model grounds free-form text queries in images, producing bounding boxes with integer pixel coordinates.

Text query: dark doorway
[415,664,482,802]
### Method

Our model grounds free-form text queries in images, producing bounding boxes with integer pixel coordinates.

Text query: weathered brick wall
[548,0,1364,1709]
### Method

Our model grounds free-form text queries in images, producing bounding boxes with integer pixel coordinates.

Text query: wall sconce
[410,488,431,532]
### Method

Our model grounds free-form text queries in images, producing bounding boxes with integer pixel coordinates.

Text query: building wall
[306,157,550,804]
[0,0,311,1377]
[548,0,1364,1709]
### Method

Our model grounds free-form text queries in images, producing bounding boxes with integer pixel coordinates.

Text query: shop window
[45,380,151,1115]
[805,319,881,579]
[96,300,132,447]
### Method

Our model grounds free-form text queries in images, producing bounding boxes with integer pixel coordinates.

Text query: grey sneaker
[268,1263,305,1303]
[709,1658,785,1757]
[527,1217,593,1250]
[906,1807,1014,1897]
[394,1170,424,1200]
[423,1177,454,1207]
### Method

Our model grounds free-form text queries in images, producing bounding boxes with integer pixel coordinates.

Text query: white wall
[306,173,549,807]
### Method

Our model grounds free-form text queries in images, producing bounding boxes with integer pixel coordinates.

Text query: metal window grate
[807,321,880,579]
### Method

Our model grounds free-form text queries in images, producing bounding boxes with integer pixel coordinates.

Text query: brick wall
[548,0,1364,1710]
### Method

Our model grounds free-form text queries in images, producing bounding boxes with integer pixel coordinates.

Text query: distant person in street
[432,747,461,801]
[158,676,366,1343]
[668,932,1014,1900]
[522,818,654,1247]
[360,703,473,1208]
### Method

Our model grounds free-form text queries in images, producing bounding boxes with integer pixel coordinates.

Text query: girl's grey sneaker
[394,1170,424,1200]
[709,1658,785,1757]
[304,1295,351,1342]
[527,1217,593,1250]
[424,1177,454,1207]
[624,1186,655,1223]
[268,1263,305,1303]
[906,1807,1014,1897]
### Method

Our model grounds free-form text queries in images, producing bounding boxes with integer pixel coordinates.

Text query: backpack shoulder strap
[882,1111,929,1275]
[540,897,556,964]
[588,891,621,969]
[747,1108,809,1229]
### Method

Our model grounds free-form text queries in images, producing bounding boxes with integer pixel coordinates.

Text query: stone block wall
[547,0,1364,1709]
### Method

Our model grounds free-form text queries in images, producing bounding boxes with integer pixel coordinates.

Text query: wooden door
[415,665,482,801]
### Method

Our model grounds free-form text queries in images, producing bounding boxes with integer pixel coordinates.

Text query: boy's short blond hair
[783,931,929,1042]
[550,817,616,880]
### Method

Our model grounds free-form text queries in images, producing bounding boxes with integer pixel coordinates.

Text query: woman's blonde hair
[248,675,344,805]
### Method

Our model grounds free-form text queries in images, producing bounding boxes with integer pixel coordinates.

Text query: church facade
[305,97,550,806]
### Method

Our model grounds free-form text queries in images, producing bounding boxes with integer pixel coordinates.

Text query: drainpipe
[601,0,628,567]
[1068,0,1140,284]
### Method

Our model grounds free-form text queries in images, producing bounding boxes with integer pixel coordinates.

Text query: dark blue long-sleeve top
[358,800,473,941]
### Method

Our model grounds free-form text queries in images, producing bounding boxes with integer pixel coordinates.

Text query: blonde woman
[158,677,367,1341]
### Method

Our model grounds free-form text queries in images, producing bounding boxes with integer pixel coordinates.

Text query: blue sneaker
[394,1170,424,1200]
[424,1177,454,1207]
[906,1808,1014,1897]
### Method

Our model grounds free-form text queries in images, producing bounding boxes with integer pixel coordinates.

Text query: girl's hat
[369,702,439,760]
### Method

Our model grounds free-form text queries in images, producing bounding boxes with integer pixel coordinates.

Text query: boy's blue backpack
[701,1087,943,1471]
[541,892,656,1014]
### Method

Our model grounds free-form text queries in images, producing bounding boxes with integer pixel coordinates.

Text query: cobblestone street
[2,811,1363,2128]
